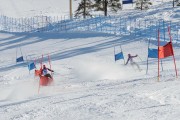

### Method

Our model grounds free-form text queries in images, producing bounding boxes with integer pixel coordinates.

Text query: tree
[74,0,93,18]
[175,0,180,6]
[93,0,122,16]
[135,0,152,10]
[75,0,121,18]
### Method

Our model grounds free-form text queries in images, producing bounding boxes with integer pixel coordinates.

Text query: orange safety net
[35,69,42,76]
[39,76,53,86]
[158,42,174,59]
[35,68,53,86]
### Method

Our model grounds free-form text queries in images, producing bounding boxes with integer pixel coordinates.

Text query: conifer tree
[175,0,180,6]
[135,0,152,10]
[74,0,93,18]
[75,0,121,18]
[94,0,122,16]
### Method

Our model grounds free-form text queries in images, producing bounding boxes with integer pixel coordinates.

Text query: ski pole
[138,56,142,62]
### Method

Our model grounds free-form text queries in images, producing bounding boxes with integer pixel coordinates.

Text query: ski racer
[125,54,138,65]
[41,65,54,79]
[125,54,141,71]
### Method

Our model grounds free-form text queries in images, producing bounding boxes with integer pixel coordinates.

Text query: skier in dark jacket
[41,65,54,79]
[125,54,138,65]
[125,54,141,71]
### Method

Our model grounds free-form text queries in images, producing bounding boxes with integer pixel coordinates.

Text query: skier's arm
[125,58,130,65]
[47,68,54,72]
[131,55,138,58]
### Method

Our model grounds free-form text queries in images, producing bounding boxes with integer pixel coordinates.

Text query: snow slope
[0,31,180,120]
[0,0,180,120]
[0,0,79,18]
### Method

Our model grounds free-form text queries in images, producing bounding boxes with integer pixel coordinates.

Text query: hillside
[0,0,79,17]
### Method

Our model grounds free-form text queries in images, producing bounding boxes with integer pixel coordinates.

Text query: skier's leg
[45,74,52,79]
[134,62,141,71]
[130,62,136,71]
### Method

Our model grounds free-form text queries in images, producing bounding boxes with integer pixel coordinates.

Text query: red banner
[158,42,174,59]
[157,27,178,81]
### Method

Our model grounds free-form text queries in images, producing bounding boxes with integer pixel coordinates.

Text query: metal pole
[177,30,179,42]
[120,45,125,64]
[168,26,178,78]
[163,20,166,41]
[146,39,150,75]
[70,0,72,19]
[158,29,160,81]
[114,46,116,62]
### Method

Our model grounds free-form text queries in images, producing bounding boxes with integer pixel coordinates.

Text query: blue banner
[16,56,24,62]
[123,0,133,4]
[28,62,36,71]
[115,52,124,61]
[148,48,158,58]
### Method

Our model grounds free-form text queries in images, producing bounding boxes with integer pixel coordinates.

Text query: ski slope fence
[0,15,179,43]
